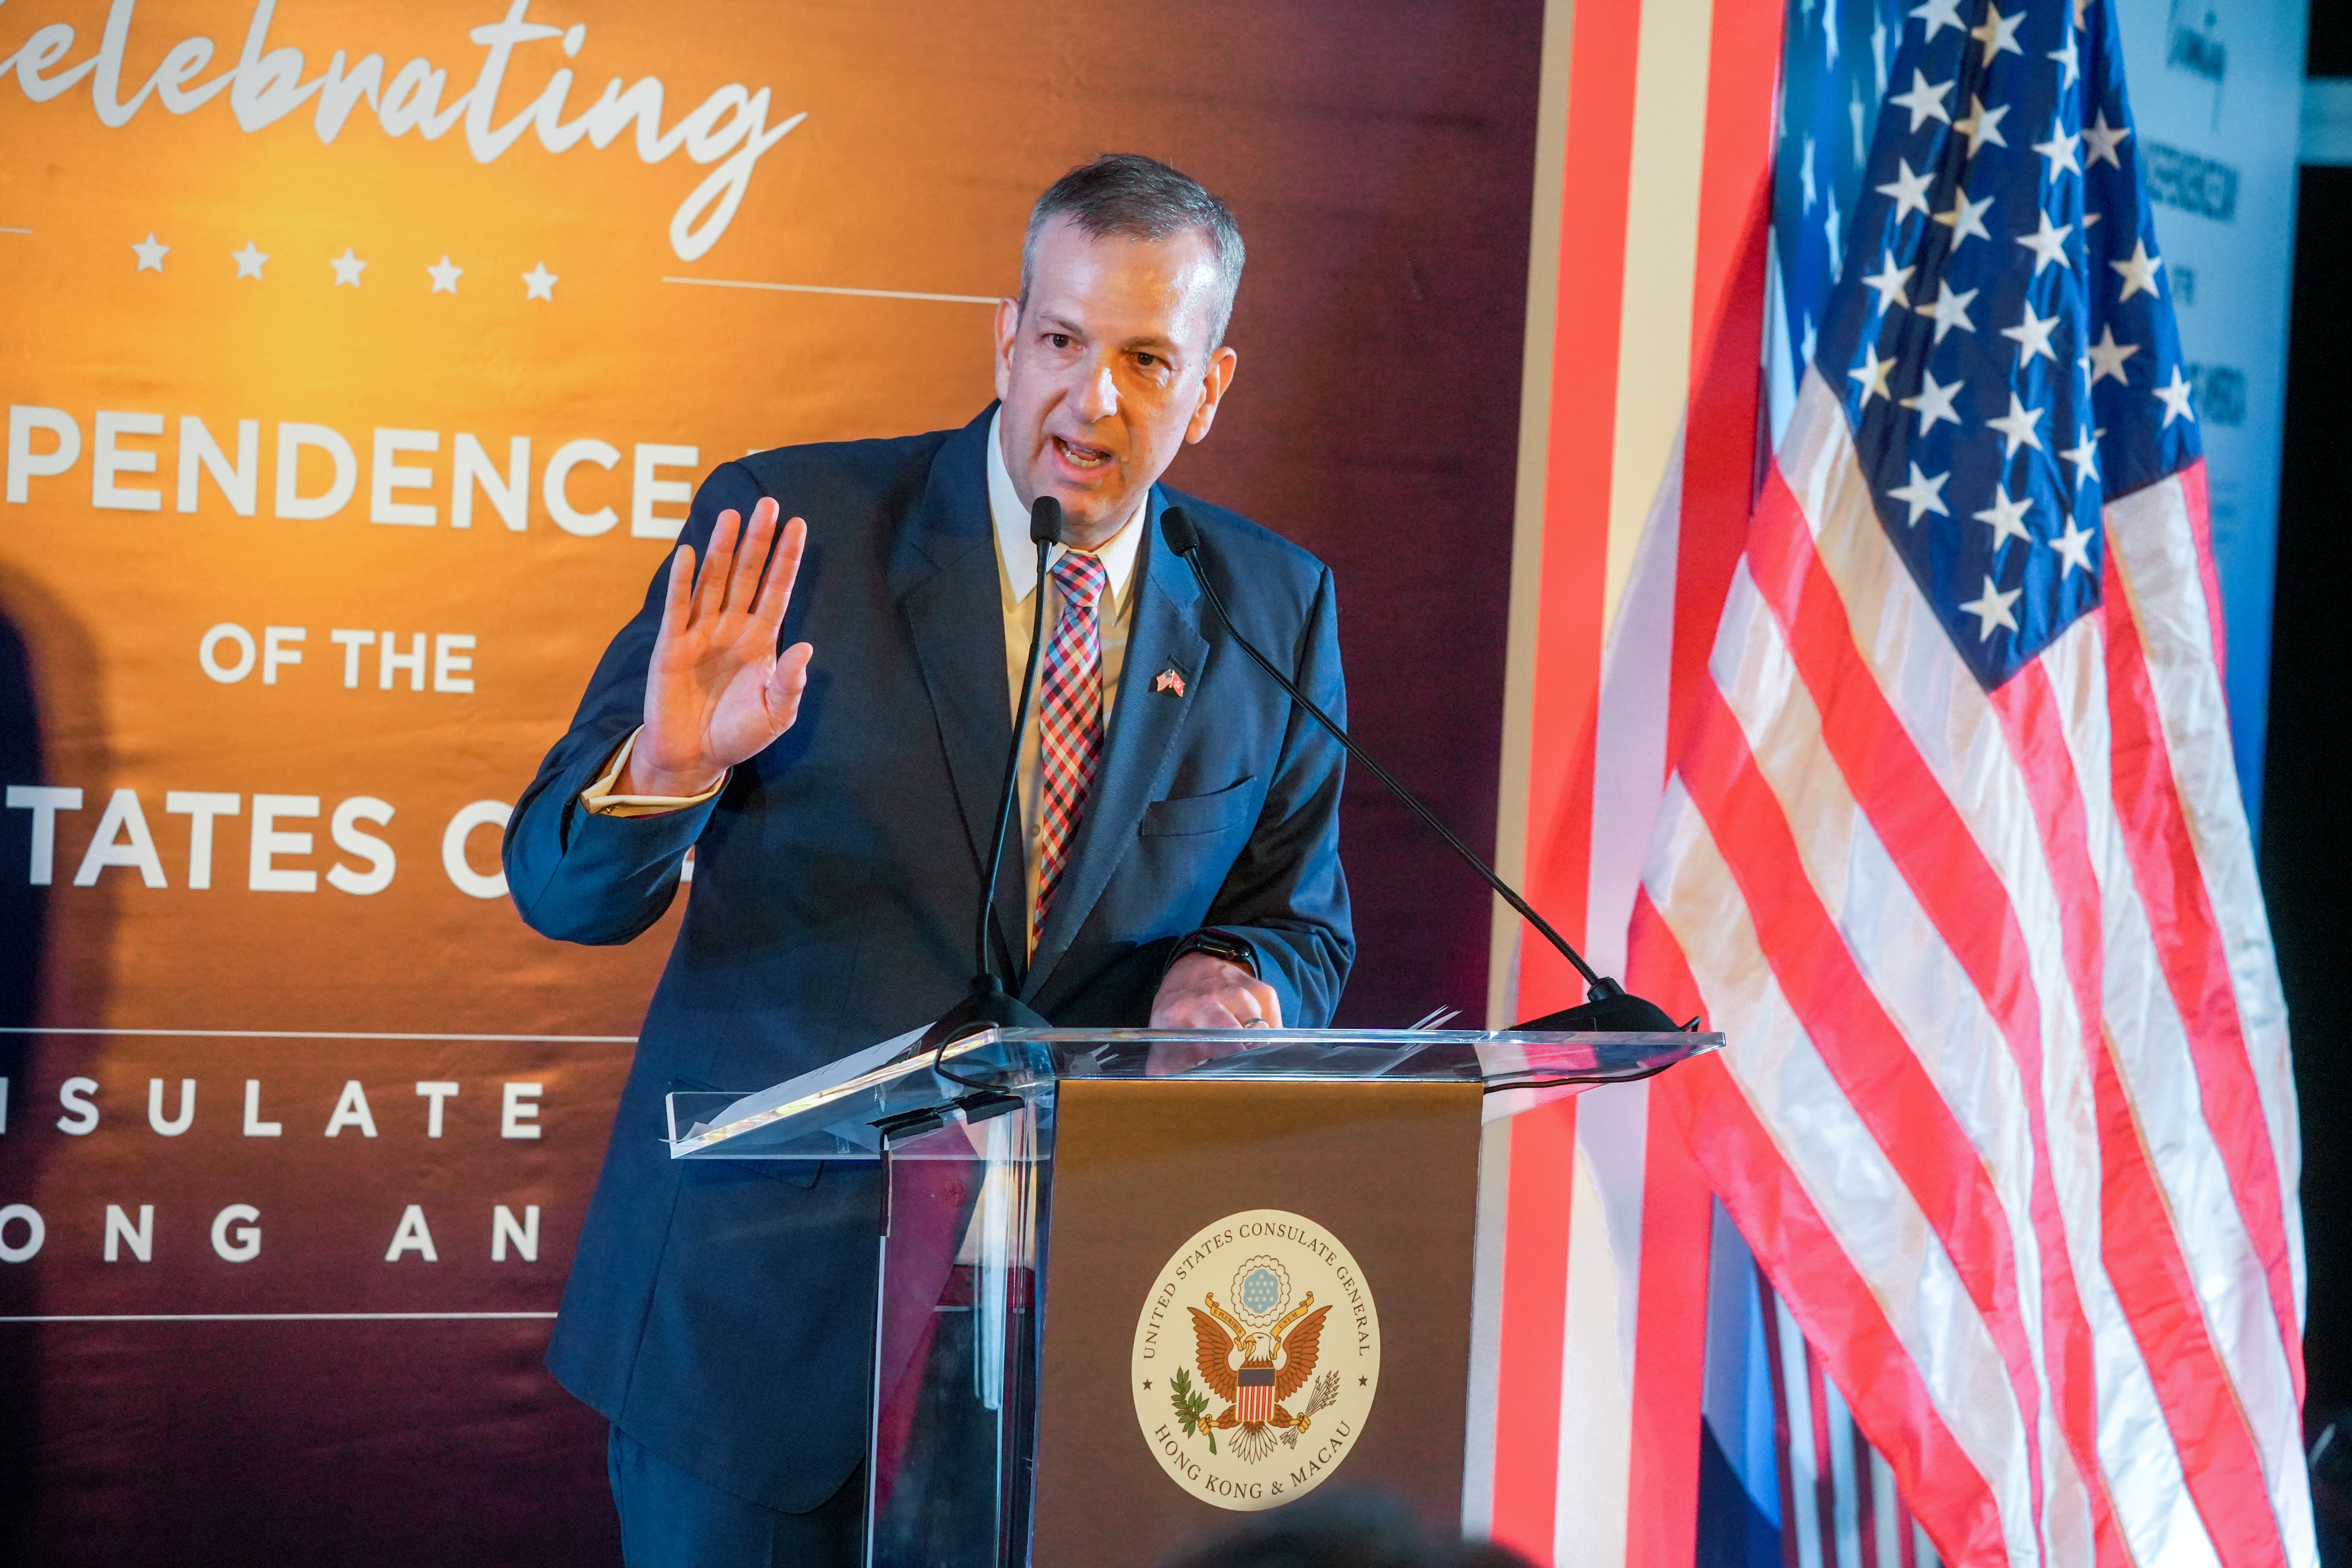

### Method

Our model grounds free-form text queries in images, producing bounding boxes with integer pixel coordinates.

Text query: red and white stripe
[1465,0,1780,1559]
[1765,1275,1950,1568]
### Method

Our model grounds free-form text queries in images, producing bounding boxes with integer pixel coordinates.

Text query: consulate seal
[1129,1208,1381,1511]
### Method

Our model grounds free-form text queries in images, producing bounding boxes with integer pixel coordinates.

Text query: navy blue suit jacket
[504,408,1353,1512]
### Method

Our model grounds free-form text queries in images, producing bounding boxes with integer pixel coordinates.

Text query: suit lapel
[898,411,1030,982]
[1023,489,1208,1001]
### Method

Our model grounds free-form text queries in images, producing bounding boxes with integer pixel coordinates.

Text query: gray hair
[1019,153,1246,352]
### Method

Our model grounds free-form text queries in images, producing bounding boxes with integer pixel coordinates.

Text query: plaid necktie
[1032,550,1109,950]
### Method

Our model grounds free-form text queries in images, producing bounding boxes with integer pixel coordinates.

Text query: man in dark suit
[504,154,1352,1565]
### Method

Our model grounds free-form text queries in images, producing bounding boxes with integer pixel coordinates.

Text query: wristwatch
[1165,927,1260,979]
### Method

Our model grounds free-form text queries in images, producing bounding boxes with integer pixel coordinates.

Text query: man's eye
[1137,353,1158,367]
[1048,333,1072,349]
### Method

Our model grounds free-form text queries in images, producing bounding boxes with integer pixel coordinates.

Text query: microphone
[918,495,1065,1051]
[1159,506,1679,1034]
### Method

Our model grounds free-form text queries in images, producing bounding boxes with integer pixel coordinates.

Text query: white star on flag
[2060,426,2102,485]
[1933,191,1995,248]
[1889,69,1955,130]
[1973,484,2033,545]
[1954,94,2010,156]
[1957,574,2023,638]
[1849,343,1897,407]
[428,255,465,294]
[132,233,168,272]
[1909,0,1964,40]
[1874,158,1934,221]
[2016,209,2073,274]
[523,262,559,300]
[2001,302,2061,363]
[1801,138,1818,209]
[2153,365,2197,426]
[1861,250,1915,312]
[1901,368,1964,432]
[2048,516,2096,576]
[2083,109,2131,168]
[1822,187,1844,275]
[1886,462,1951,523]
[2086,323,2139,384]
[1919,283,1978,342]
[2033,118,2083,181]
[232,241,268,279]
[330,249,366,287]
[1986,390,2046,455]
[2049,30,2080,87]
[2110,238,2164,300]
[1969,0,2025,65]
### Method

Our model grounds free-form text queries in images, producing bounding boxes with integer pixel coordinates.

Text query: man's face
[993,215,1238,549]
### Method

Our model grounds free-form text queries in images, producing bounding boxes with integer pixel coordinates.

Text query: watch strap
[1165,928,1260,979]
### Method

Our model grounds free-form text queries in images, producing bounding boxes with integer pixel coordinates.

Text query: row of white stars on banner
[130,234,558,298]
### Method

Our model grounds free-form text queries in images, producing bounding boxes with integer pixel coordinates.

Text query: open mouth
[1052,434,1113,472]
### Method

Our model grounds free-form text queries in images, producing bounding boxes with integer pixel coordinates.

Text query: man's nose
[1075,357,1119,422]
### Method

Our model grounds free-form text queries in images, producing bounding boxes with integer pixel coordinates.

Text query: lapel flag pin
[1154,668,1185,697]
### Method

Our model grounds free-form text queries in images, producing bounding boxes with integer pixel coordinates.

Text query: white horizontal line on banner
[0,1312,559,1323]
[1,227,30,235]
[0,1027,636,1042]
[662,275,999,304]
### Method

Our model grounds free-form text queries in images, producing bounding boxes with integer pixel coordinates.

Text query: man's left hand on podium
[1146,953,1280,1074]
[1150,952,1283,1031]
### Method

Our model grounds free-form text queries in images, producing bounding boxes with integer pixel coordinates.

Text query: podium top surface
[669,1026,1721,1161]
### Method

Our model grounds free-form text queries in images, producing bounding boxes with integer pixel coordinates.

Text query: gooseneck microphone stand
[1158,507,1680,1034]
[917,495,1067,1055]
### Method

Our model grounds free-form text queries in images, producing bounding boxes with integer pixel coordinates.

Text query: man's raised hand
[619,497,813,797]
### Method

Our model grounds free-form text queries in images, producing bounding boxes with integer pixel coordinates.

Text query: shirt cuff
[578,729,728,817]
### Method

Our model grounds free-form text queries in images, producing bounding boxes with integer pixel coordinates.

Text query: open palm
[625,497,814,797]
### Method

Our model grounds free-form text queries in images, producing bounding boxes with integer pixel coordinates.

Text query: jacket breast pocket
[1138,777,1257,839]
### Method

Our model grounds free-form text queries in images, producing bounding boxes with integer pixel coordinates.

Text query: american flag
[1601,0,2312,1562]
[1238,1366,1276,1426]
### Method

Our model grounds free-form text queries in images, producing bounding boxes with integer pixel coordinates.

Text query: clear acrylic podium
[667,1026,1718,1567]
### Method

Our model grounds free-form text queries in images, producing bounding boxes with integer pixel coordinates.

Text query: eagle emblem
[1167,1256,1341,1464]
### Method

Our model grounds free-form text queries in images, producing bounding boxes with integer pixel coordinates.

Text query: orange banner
[0,0,1067,1037]
[0,1,1544,1556]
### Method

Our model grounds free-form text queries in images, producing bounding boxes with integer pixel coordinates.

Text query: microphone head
[1160,506,1202,558]
[1029,495,1064,545]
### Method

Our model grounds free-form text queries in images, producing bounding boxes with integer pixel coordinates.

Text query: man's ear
[992,297,1021,402]
[1185,346,1239,444]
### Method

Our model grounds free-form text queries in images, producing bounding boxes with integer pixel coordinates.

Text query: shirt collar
[987,407,1146,607]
